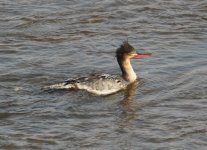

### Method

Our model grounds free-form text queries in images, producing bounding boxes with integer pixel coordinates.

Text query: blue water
[0,0,207,149]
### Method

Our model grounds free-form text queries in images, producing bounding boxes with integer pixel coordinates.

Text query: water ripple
[0,0,207,149]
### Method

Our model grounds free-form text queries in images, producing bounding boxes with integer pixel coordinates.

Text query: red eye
[127,52,135,56]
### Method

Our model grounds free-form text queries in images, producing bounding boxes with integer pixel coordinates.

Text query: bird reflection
[119,81,139,128]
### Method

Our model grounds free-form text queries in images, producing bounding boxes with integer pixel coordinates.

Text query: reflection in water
[1,0,207,149]
[119,81,139,128]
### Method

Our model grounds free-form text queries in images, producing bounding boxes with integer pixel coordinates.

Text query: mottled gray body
[46,74,129,95]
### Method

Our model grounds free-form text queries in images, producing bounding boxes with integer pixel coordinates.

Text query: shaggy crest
[116,41,135,57]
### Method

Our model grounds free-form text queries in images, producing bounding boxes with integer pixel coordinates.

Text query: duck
[45,41,152,95]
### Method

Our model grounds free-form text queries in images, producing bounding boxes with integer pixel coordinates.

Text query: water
[0,0,207,149]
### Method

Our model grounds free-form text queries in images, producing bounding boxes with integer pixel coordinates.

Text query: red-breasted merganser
[45,41,152,95]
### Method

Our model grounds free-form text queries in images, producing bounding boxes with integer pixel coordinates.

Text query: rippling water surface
[0,0,207,149]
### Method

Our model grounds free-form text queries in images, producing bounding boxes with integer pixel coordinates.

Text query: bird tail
[43,82,75,90]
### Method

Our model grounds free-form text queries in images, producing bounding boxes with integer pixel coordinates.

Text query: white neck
[118,58,137,83]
